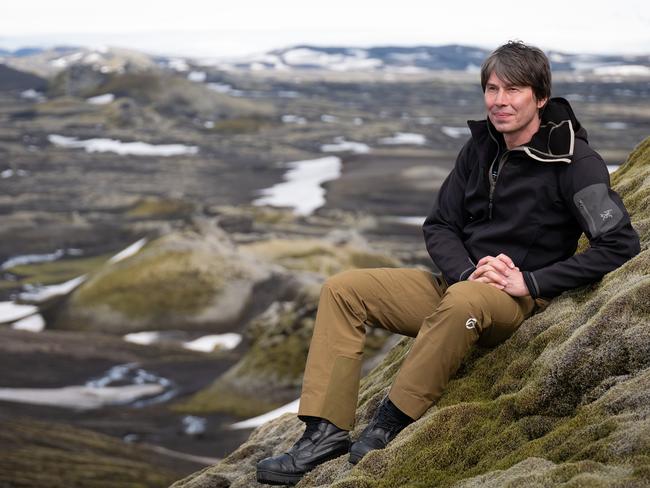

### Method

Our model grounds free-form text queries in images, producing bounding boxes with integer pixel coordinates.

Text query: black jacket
[423,98,640,299]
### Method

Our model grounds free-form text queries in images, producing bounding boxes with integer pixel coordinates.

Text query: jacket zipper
[488,152,508,220]
[487,125,502,220]
[577,198,597,234]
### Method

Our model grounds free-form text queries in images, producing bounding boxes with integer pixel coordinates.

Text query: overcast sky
[1,0,648,58]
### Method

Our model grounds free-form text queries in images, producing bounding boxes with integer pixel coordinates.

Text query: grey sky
[1,0,648,57]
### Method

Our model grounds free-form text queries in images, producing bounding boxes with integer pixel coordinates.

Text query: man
[256,41,640,485]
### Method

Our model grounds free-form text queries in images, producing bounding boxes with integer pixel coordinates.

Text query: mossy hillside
[171,138,650,488]
[0,417,179,488]
[57,226,268,333]
[241,238,400,276]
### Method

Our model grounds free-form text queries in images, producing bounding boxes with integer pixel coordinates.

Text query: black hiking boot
[256,417,350,485]
[349,398,413,464]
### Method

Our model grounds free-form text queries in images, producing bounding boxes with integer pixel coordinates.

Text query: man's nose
[494,89,508,105]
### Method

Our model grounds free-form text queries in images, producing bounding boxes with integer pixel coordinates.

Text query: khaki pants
[298,268,540,430]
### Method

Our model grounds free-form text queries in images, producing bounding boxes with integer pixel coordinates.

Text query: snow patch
[379,132,427,145]
[231,399,300,429]
[86,93,115,105]
[0,302,38,324]
[441,126,471,139]
[108,238,147,264]
[321,137,370,154]
[253,156,342,216]
[48,135,199,157]
[183,333,242,352]
[11,314,45,332]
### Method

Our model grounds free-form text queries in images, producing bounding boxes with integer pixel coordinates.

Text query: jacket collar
[467,97,587,165]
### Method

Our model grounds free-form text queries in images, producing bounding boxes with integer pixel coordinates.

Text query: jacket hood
[468,97,588,164]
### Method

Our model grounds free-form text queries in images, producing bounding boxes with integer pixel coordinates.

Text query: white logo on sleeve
[600,209,614,221]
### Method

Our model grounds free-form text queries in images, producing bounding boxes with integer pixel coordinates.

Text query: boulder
[52,221,273,334]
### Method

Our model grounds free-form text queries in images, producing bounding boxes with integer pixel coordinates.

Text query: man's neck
[503,119,542,150]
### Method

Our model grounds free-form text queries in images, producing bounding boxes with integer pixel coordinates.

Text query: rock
[51,221,273,334]
[171,137,650,487]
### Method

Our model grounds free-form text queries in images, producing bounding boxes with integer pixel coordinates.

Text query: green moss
[73,250,226,318]
[173,381,282,418]
[6,253,111,287]
[126,197,195,219]
[0,418,178,487]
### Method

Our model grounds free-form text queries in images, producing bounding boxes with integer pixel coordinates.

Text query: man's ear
[536,97,549,109]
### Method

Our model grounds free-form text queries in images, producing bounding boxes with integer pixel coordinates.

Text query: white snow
[182,333,242,352]
[321,137,370,154]
[379,132,427,145]
[1,249,66,270]
[20,89,45,101]
[281,114,307,125]
[320,114,338,123]
[441,126,471,139]
[168,58,189,71]
[48,135,199,157]
[253,156,342,216]
[281,48,382,71]
[593,65,650,76]
[231,399,300,429]
[188,71,207,82]
[108,238,147,264]
[0,384,165,410]
[607,165,620,173]
[86,93,115,105]
[123,331,162,345]
[1,168,28,178]
[207,82,245,96]
[11,314,45,332]
[19,275,87,302]
[0,302,38,324]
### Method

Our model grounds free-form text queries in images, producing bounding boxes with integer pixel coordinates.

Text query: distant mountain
[0,64,47,91]
[2,44,650,78]
[209,45,650,76]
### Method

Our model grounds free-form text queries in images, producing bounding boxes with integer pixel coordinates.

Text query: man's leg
[298,267,446,429]
[387,280,535,420]
[257,267,444,485]
[349,280,535,463]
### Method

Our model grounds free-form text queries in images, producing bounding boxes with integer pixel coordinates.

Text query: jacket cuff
[459,265,475,281]
[523,271,540,299]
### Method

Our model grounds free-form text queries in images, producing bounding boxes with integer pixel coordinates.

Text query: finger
[483,270,509,286]
[477,255,495,267]
[496,253,516,269]
[487,259,511,276]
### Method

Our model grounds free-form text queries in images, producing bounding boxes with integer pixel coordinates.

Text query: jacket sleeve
[422,140,476,284]
[522,153,640,298]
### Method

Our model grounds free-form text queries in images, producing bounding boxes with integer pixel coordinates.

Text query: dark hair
[481,41,552,103]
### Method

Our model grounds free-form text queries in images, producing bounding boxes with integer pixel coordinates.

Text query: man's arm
[522,152,640,299]
[423,141,476,284]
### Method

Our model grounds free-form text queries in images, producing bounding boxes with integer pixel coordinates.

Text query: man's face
[484,72,547,147]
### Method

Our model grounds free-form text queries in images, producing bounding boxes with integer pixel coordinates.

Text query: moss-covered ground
[0,417,179,488]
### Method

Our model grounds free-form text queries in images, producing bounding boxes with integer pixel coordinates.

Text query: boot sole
[348,451,362,465]
[256,469,303,486]
[257,443,350,485]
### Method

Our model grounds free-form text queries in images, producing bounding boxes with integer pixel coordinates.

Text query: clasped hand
[468,253,529,297]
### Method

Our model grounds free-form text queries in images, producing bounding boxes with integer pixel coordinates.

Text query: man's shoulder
[572,137,603,163]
